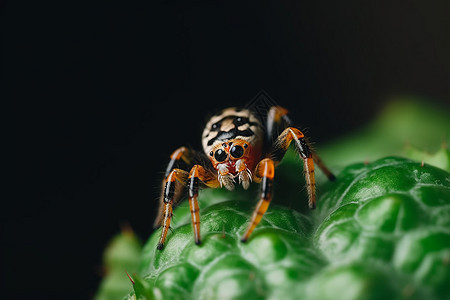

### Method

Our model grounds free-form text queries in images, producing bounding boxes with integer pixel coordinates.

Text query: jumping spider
[155,106,335,250]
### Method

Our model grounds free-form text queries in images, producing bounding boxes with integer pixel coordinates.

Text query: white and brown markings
[202,107,263,155]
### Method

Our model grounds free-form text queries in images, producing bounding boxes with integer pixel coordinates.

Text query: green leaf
[319,98,450,169]
[136,157,450,300]
[95,228,142,300]
[95,98,450,299]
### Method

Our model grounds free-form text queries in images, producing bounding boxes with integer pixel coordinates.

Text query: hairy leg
[154,147,195,228]
[187,165,220,245]
[157,168,188,250]
[241,158,275,242]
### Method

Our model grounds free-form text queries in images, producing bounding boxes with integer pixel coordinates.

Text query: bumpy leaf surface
[126,156,450,300]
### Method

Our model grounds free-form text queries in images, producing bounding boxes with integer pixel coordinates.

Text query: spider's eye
[214,149,227,162]
[230,145,244,158]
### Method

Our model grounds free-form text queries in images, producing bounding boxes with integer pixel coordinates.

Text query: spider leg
[241,158,275,242]
[188,165,220,245]
[266,106,335,181]
[154,147,195,228]
[266,106,291,142]
[272,127,318,208]
[164,146,194,178]
[157,168,189,250]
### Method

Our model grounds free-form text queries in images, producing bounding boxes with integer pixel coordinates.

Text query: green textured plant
[94,98,450,300]
[95,228,141,300]
[126,156,450,300]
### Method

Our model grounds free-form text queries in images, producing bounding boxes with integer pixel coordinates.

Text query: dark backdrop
[2,0,449,298]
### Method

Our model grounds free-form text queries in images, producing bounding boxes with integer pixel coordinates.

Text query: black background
[1,0,449,298]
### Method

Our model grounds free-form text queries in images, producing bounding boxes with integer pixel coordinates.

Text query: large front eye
[230,145,244,158]
[214,149,227,162]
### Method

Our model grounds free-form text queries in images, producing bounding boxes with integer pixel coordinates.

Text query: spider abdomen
[202,107,264,170]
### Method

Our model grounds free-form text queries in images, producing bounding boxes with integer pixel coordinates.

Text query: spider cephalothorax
[155,106,335,250]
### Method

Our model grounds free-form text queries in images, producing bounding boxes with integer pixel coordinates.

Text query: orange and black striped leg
[188,165,220,245]
[157,168,188,250]
[164,146,194,178]
[266,106,291,142]
[266,107,335,182]
[154,147,194,228]
[271,127,318,208]
[241,158,275,242]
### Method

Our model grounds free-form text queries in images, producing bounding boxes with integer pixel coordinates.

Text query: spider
[154,106,335,250]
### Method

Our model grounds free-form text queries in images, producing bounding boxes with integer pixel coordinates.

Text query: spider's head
[208,139,258,174]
